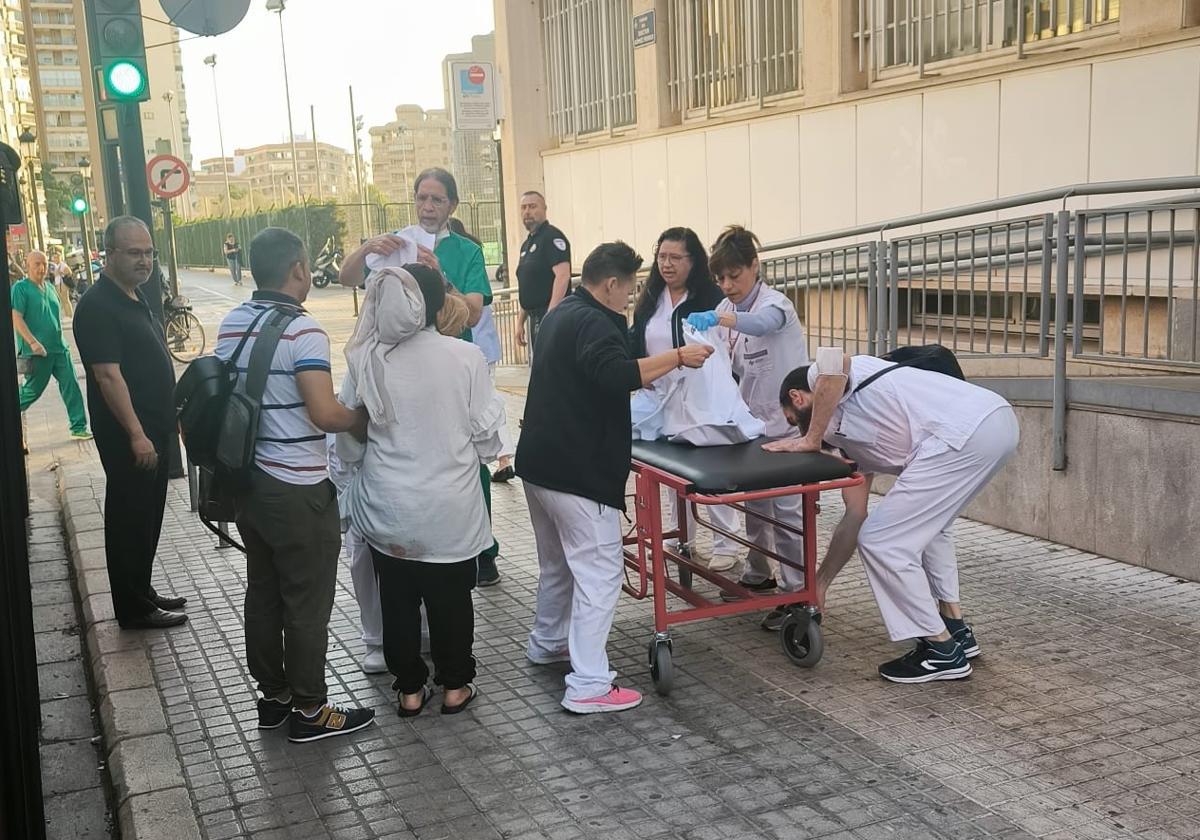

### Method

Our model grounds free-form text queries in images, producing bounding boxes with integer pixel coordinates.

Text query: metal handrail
[762,176,1200,252]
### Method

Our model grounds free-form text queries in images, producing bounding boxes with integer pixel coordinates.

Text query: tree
[41,164,71,234]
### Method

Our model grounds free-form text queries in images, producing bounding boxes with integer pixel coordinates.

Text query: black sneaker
[761,608,788,632]
[879,639,972,684]
[477,554,501,587]
[287,702,375,743]
[720,577,777,602]
[257,697,292,730]
[492,465,515,483]
[944,617,981,659]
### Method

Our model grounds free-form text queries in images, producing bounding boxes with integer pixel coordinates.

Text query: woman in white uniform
[685,226,810,629]
[629,227,743,572]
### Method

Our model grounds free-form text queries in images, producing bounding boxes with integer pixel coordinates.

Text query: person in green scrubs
[339,168,503,587]
[10,250,91,439]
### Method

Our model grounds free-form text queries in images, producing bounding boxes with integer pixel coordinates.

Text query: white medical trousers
[741,496,807,592]
[857,407,1020,641]
[346,527,383,648]
[670,496,741,559]
[524,481,623,703]
[487,362,515,460]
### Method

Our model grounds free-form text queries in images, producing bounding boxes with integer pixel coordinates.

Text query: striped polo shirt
[214,292,331,485]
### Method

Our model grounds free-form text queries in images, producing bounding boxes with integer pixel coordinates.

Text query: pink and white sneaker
[561,685,643,714]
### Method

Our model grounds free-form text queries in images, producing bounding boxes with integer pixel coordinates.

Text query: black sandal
[440,683,479,715]
[398,685,433,717]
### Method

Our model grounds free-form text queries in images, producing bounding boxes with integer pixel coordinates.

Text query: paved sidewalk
[24,366,1200,840]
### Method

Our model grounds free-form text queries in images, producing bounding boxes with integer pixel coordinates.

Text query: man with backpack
[213,227,374,743]
[770,348,1019,684]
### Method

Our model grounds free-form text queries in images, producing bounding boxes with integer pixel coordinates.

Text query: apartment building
[368,105,452,203]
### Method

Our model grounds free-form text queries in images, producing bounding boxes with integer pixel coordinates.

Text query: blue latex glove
[686,311,719,331]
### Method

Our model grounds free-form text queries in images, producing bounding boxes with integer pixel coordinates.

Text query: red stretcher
[624,439,865,695]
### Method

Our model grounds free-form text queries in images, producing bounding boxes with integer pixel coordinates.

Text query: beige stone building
[191,141,358,216]
[368,105,452,204]
[494,1,1199,269]
[1,0,42,248]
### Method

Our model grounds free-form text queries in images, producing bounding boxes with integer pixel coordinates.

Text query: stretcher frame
[623,458,865,695]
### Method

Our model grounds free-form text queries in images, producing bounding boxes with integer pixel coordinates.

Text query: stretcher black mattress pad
[631,439,855,494]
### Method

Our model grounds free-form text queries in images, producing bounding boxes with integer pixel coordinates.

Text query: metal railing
[854,0,1119,76]
[759,176,1200,470]
[541,0,637,140]
[666,0,802,114]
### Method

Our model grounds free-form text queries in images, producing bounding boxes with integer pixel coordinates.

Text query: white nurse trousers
[346,527,383,648]
[740,496,808,592]
[524,481,623,703]
[856,407,1020,641]
[670,496,742,560]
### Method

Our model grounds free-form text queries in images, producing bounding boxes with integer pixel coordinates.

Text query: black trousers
[370,548,477,694]
[525,307,547,357]
[236,471,341,709]
[95,431,169,624]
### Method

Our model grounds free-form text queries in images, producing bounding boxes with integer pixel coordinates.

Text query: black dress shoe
[152,594,188,610]
[491,465,515,483]
[119,608,188,630]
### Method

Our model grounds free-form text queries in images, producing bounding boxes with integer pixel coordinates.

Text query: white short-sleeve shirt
[809,353,1009,474]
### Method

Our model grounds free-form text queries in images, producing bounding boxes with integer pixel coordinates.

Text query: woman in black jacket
[629,227,724,359]
[628,226,742,571]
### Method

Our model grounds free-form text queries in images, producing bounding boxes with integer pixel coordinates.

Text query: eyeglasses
[415,194,450,208]
[117,248,158,261]
[656,252,690,266]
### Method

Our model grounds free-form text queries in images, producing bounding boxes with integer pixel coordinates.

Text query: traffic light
[71,195,88,215]
[90,0,150,103]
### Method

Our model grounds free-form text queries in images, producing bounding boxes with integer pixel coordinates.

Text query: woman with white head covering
[340,263,504,716]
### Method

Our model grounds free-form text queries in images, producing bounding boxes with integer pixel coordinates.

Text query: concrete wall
[961,402,1200,581]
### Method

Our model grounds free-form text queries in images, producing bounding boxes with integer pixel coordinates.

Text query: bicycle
[164,294,205,363]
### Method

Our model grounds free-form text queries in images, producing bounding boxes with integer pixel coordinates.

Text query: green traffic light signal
[71,196,88,214]
[105,59,147,101]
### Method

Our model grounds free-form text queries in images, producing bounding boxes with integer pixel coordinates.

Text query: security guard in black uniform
[515,190,571,355]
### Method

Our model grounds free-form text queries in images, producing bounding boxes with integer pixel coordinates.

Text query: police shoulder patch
[553,238,567,251]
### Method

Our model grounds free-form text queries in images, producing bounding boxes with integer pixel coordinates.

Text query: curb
[58,462,203,840]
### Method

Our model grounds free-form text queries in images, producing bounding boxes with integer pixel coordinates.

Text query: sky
[170,0,495,167]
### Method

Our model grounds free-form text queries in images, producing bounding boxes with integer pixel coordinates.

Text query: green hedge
[160,204,346,269]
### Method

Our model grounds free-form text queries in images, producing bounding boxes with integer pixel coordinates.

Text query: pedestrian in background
[73,217,187,629]
[48,247,74,317]
[223,233,243,286]
[11,250,90,440]
[214,226,374,743]
[515,191,571,356]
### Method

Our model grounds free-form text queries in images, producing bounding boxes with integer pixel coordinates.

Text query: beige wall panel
[568,150,604,252]
[542,153,576,253]
[798,106,856,237]
[856,95,923,225]
[598,144,637,249]
[749,116,802,246]
[667,132,710,242]
[631,137,672,255]
[704,124,753,243]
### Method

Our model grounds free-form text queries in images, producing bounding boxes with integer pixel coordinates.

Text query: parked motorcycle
[311,238,342,289]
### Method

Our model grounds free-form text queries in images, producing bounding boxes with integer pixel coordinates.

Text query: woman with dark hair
[686,225,810,628]
[341,262,506,716]
[630,227,723,358]
[630,227,741,571]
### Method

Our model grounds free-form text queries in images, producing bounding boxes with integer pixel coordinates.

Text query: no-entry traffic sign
[146,154,191,199]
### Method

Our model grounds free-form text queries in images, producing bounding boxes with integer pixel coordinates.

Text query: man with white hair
[11,249,91,439]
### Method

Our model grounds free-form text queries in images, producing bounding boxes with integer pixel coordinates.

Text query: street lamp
[76,158,95,287]
[161,90,187,219]
[203,54,233,213]
[18,127,43,252]
[266,0,303,205]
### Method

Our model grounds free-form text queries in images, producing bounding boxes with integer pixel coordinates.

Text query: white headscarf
[343,266,426,426]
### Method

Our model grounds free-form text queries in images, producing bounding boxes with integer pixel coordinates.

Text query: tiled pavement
[22,278,1200,840]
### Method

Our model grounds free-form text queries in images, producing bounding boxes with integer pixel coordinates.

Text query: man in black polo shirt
[73,216,187,630]
[515,191,571,355]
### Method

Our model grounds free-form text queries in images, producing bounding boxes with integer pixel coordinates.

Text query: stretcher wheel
[780,613,823,667]
[648,639,674,695]
[677,565,693,589]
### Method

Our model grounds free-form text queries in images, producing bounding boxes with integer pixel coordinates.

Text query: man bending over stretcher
[764,348,1019,684]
